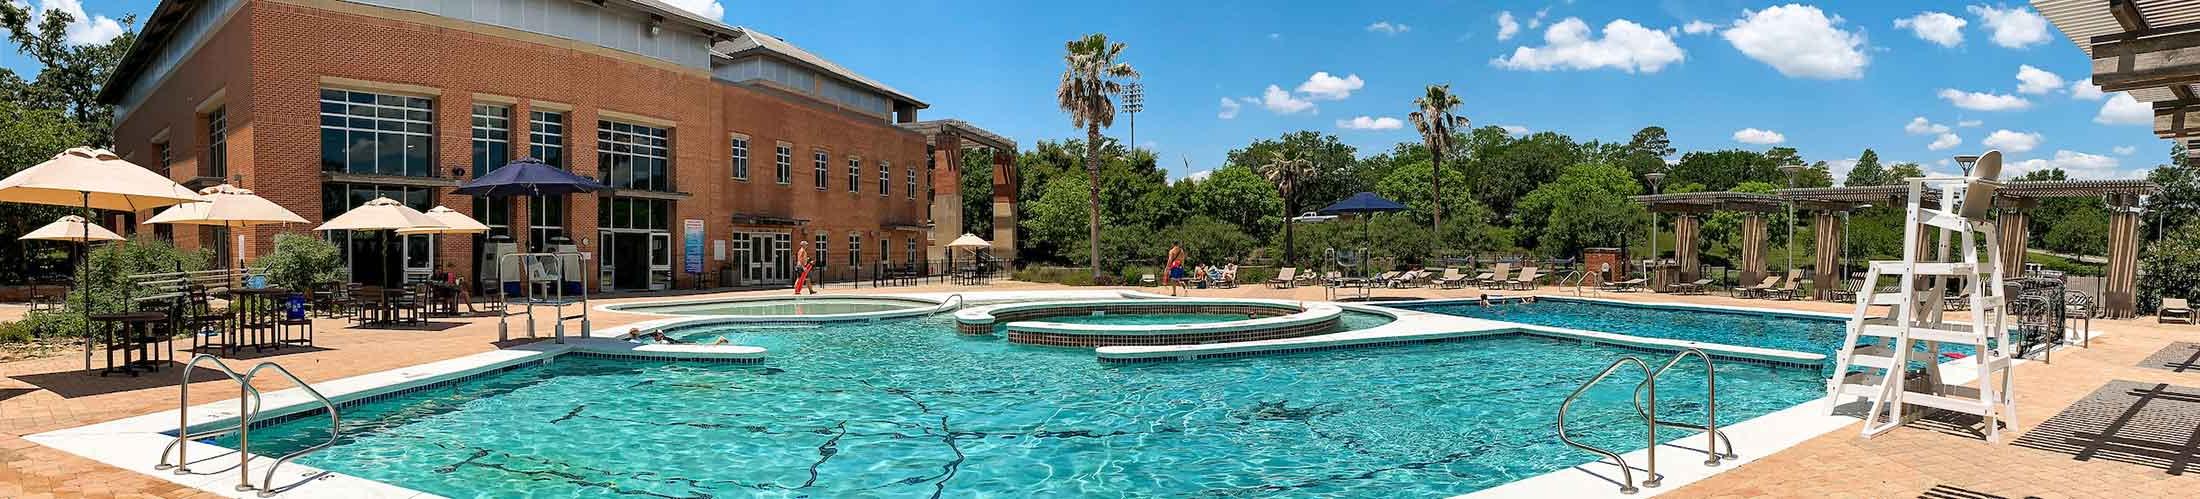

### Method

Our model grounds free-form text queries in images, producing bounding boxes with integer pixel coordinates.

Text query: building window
[906,165,917,200]
[598,197,671,231]
[319,89,433,177]
[907,237,917,266]
[205,107,227,179]
[529,195,567,252]
[813,150,830,190]
[881,236,891,265]
[530,111,566,167]
[730,135,750,180]
[878,160,890,197]
[471,104,511,177]
[597,119,670,192]
[847,156,861,193]
[847,234,862,268]
[774,143,792,184]
[152,141,173,175]
[813,232,829,268]
[472,197,513,240]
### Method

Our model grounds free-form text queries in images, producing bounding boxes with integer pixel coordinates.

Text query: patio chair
[1139,274,1156,286]
[1670,278,1713,294]
[1507,267,1540,290]
[1479,263,1513,289]
[1736,275,1781,299]
[1766,270,1804,300]
[2161,297,2194,324]
[1434,268,1471,289]
[1267,267,1298,289]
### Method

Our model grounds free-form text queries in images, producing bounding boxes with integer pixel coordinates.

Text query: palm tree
[1255,150,1312,266]
[1057,33,1139,278]
[1408,84,1469,235]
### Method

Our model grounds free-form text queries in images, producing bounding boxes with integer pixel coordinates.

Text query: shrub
[1013,266,1097,286]
[255,233,345,292]
[2139,223,2200,313]
[40,236,210,338]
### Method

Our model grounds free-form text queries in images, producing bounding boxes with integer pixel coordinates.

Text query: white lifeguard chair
[495,248,591,343]
[1825,150,2018,442]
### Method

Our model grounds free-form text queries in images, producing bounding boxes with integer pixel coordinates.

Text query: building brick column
[2105,193,2143,319]
[1738,213,1767,286]
[927,135,963,261]
[1813,210,1844,300]
[990,149,1017,264]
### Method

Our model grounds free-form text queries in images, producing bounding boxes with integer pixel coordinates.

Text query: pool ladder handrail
[155,354,341,497]
[1555,348,1733,495]
[936,293,966,312]
[1556,270,1591,296]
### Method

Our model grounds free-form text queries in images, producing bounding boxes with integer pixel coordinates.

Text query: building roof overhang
[900,119,1018,152]
[2038,0,2200,143]
[1633,179,2161,212]
[710,29,928,109]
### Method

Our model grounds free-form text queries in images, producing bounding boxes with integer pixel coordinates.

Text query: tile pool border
[955,298,1349,347]
[597,293,947,322]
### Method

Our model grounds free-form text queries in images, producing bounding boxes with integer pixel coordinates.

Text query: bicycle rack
[155,354,341,497]
[1556,348,1734,494]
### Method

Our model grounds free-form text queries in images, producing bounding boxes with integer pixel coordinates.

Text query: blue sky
[6,1,2162,182]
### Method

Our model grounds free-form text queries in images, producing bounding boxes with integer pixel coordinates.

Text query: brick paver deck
[1,280,2193,497]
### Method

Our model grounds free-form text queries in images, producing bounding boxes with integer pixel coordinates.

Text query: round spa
[606,295,941,321]
[956,299,1344,347]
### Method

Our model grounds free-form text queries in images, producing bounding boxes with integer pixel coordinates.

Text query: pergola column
[2105,193,2144,318]
[1673,214,1701,283]
[1739,213,1767,286]
[990,149,1018,263]
[1813,210,1844,300]
[1994,199,2035,278]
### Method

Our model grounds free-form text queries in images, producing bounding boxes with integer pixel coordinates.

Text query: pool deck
[0,280,2192,498]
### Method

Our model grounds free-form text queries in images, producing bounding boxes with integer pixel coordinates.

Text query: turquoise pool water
[220,315,1821,497]
[1038,312,1262,325]
[1398,299,1977,368]
[628,297,931,316]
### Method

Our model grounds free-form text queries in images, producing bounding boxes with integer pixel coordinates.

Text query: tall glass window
[471,197,513,240]
[813,150,830,190]
[597,120,670,192]
[906,238,917,266]
[813,233,829,268]
[530,111,566,167]
[906,164,917,200]
[319,89,433,176]
[847,156,861,193]
[878,160,890,197]
[730,135,750,180]
[848,234,862,267]
[205,107,227,179]
[774,143,792,184]
[471,104,511,177]
[529,195,567,251]
[598,198,672,230]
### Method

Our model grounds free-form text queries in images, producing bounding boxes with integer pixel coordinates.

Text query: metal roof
[2037,0,2200,103]
[712,29,927,108]
[1633,179,2160,211]
[900,119,1018,151]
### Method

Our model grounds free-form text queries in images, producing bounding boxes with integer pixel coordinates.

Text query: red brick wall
[108,0,933,290]
[109,3,257,254]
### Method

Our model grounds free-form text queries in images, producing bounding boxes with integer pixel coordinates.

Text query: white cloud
[1492,17,1685,73]
[1295,72,1365,100]
[2070,78,2106,100]
[1500,125,1530,136]
[1681,20,1718,35]
[1181,169,1214,182]
[1929,133,1962,151]
[1968,4,2050,49]
[2015,65,2065,94]
[1336,116,1405,130]
[2095,92,2152,125]
[2012,150,2120,176]
[1905,116,1951,135]
[1529,8,1550,29]
[1497,11,1521,41]
[16,0,126,45]
[1937,88,2031,111]
[658,0,726,20]
[1824,158,1861,181]
[1958,120,1983,127]
[1732,128,1786,145]
[1722,4,1869,79]
[2114,145,2138,156]
[1257,85,1315,115]
[1268,33,1282,40]
[1981,129,2043,153]
[1894,11,1967,47]
[1367,21,1410,35]
[1216,98,1241,119]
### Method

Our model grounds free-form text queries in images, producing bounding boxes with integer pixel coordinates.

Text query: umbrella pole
[79,192,91,373]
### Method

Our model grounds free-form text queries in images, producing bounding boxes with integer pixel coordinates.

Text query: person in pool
[1166,242,1187,296]
[621,327,675,344]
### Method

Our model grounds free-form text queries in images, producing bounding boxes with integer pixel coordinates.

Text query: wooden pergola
[1631,179,2159,317]
[2039,0,2200,149]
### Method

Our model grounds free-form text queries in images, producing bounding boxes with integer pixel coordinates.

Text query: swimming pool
[613,296,937,317]
[219,314,1821,497]
[1401,299,1850,357]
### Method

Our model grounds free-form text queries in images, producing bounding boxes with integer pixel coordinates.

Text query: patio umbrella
[143,184,307,270]
[316,197,445,286]
[0,147,205,371]
[20,215,124,242]
[454,157,609,197]
[1317,192,1408,277]
[397,206,491,235]
[945,233,991,272]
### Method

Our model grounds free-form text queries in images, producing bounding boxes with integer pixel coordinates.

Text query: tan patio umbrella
[396,206,490,235]
[144,184,308,270]
[0,147,205,372]
[947,233,992,249]
[19,215,124,242]
[316,197,444,287]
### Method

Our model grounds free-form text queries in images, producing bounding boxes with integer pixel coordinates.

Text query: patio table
[89,311,167,376]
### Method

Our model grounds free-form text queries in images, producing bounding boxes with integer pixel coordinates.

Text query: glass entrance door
[598,229,616,290]
[737,232,791,285]
[648,232,671,290]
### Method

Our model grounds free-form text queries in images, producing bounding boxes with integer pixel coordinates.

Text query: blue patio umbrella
[454,157,609,197]
[1318,192,1407,277]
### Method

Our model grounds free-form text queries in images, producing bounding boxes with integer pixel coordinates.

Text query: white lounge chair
[1267,267,1298,289]
[2162,297,2194,324]
[1506,267,1540,290]
[1434,268,1471,289]
[1479,263,1513,289]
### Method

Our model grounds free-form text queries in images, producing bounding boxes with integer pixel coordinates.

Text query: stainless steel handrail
[1633,348,1736,468]
[1557,356,1656,494]
[241,361,341,497]
[157,354,263,495]
[936,293,966,312]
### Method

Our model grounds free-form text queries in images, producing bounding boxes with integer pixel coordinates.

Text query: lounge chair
[1434,268,1471,289]
[1736,275,1781,299]
[1267,267,1298,289]
[1671,278,1713,295]
[1479,263,1513,289]
[1139,274,1157,286]
[1765,270,1805,300]
[1506,267,1540,290]
[2161,297,2194,324]
[1392,270,1430,288]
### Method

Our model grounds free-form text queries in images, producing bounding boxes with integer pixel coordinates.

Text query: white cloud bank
[2015,65,2064,94]
[14,0,126,45]
[1497,12,1520,41]
[1894,11,1966,47]
[2095,92,2152,125]
[1296,72,1365,100]
[1938,88,2031,111]
[1968,4,2050,49]
[1732,128,1786,145]
[1336,116,1405,130]
[1982,129,2043,153]
[659,0,726,20]
[1216,98,1241,119]
[1723,4,1869,79]
[1367,21,1410,35]
[1492,17,1685,73]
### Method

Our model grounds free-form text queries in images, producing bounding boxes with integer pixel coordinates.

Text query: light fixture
[1953,155,1981,176]
[648,15,663,37]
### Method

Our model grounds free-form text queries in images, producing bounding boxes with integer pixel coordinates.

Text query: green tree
[1515,162,1646,255]
[2139,221,2200,313]
[1,4,136,145]
[1407,84,1469,233]
[0,99,85,281]
[1844,149,1887,186]
[1885,161,1924,182]
[1253,151,1311,263]
[1468,129,1576,214]
[1055,33,1138,277]
[1223,131,1360,209]
[1670,149,1779,191]
[255,233,344,291]
[1186,165,1281,241]
[960,152,994,237]
[2148,143,2200,238]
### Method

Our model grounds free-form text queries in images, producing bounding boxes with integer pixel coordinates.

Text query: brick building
[98,0,1017,291]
